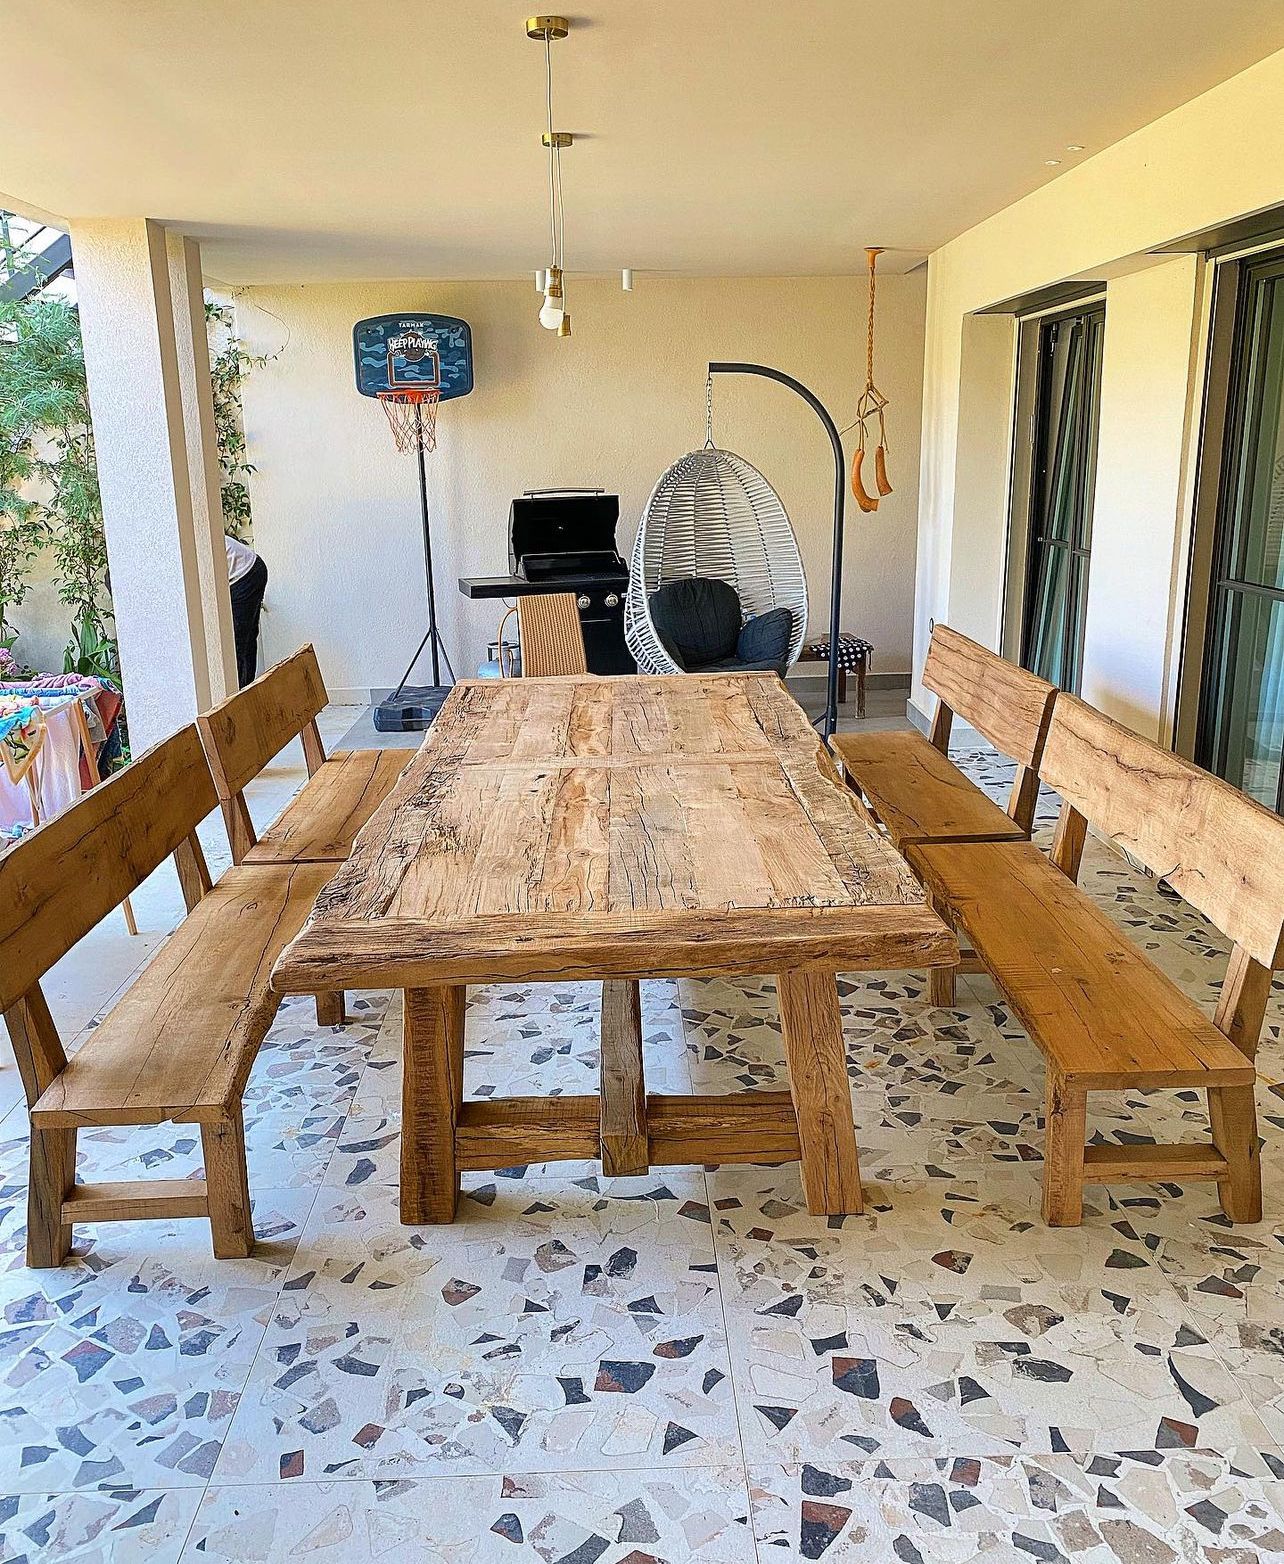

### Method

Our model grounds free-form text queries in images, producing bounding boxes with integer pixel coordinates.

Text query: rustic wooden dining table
[271,674,957,1222]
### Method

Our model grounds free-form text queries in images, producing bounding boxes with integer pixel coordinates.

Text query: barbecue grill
[458,488,634,675]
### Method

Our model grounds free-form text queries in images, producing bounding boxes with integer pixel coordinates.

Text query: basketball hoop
[378,386,441,454]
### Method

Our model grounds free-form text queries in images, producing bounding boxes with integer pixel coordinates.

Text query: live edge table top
[271,673,955,993]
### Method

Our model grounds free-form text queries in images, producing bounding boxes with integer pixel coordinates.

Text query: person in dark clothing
[226,534,267,688]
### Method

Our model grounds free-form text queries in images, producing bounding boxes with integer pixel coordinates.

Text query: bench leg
[316,992,346,1027]
[1042,1078,1086,1226]
[926,894,957,1006]
[777,965,863,1217]
[402,985,466,1224]
[202,1111,255,1259]
[1209,1083,1262,1223]
[27,1126,76,1269]
[600,979,648,1177]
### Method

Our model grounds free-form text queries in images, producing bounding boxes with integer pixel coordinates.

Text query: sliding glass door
[1020,305,1106,691]
[1197,254,1284,813]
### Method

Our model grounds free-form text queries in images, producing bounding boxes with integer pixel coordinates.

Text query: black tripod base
[373,686,452,732]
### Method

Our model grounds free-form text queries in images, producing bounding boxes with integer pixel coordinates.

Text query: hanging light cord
[545,36,558,271]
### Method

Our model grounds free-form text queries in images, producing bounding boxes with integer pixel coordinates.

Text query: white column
[70,218,213,750]
[167,232,237,702]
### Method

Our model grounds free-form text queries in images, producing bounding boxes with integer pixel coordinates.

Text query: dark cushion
[736,607,794,675]
[649,577,742,668]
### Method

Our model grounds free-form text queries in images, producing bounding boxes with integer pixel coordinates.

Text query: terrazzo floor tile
[748,1451,1284,1560]
[0,1486,201,1563]
[708,1162,1282,1470]
[0,1188,314,1493]
[184,1466,756,1561]
[215,1173,740,1483]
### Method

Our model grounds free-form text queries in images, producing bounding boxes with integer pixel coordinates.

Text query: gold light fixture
[528,16,573,336]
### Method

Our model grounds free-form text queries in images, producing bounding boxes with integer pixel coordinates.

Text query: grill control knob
[576,595,591,610]
[604,592,620,608]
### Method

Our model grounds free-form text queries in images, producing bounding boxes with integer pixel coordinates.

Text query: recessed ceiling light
[1066,143,1085,152]
[1044,158,1062,166]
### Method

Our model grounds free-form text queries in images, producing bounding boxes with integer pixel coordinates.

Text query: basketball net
[378,387,440,454]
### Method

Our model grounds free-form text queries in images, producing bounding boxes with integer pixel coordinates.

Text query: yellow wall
[237,274,925,700]
[916,46,1284,730]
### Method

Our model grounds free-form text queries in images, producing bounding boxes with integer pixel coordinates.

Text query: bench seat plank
[909,839,1256,1091]
[832,729,1026,848]
[244,749,407,864]
[33,862,335,1127]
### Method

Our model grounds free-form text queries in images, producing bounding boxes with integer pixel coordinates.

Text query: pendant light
[527,16,573,336]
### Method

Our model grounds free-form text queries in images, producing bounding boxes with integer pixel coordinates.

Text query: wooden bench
[830,624,1056,1004]
[909,694,1283,1226]
[0,726,333,1267]
[197,644,407,1024]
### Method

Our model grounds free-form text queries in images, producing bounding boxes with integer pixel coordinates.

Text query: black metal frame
[707,362,847,738]
[1018,303,1105,693]
[388,401,454,703]
[1196,251,1284,815]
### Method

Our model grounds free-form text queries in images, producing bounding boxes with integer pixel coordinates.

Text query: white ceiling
[3,1,1283,283]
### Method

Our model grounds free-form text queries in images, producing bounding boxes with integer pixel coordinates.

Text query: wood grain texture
[197,643,329,803]
[909,840,1257,1091]
[923,624,1057,770]
[1041,1079,1086,1226]
[452,1093,802,1172]
[831,729,1026,848]
[600,979,647,1176]
[517,592,589,677]
[1040,693,1284,969]
[33,862,334,1127]
[61,1180,210,1224]
[244,749,409,864]
[0,726,218,1010]
[274,675,953,992]
[777,964,863,1215]
[401,985,466,1223]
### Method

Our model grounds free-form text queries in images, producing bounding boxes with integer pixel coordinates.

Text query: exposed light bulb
[539,295,565,329]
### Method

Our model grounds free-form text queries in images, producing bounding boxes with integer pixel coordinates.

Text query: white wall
[236,273,926,701]
[1080,257,1203,738]
[914,46,1284,731]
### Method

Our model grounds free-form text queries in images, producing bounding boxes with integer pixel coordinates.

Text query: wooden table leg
[777,965,863,1216]
[600,979,648,1177]
[401,985,466,1223]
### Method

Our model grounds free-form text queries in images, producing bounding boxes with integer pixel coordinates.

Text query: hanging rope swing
[849,246,893,513]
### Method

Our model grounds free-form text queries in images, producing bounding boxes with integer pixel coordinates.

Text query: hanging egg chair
[625,447,809,677]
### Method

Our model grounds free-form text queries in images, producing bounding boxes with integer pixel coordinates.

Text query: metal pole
[414,404,442,687]
[707,362,847,738]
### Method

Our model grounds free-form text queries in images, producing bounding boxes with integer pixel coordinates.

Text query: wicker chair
[624,447,808,677]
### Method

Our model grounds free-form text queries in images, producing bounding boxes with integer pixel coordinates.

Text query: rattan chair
[624,447,808,676]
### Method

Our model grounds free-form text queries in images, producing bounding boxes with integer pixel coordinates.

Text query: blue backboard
[353,313,474,401]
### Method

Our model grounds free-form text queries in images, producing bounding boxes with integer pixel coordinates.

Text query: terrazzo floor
[3,743,1284,1560]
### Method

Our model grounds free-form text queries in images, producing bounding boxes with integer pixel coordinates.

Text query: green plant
[206,298,270,542]
[0,220,113,672]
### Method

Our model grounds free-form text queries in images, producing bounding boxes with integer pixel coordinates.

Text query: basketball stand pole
[377,402,455,729]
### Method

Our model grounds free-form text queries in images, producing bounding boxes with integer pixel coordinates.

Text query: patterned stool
[801,634,874,717]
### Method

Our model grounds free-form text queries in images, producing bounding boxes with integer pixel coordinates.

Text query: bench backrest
[0,725,216,1013]
[923,624,1057,832]
[197,645,329,861]
[518,593,589,678]
[1041,693,1284,971]
[923,624,1056,767]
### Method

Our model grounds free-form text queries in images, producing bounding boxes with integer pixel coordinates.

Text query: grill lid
[510,489,622,577]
